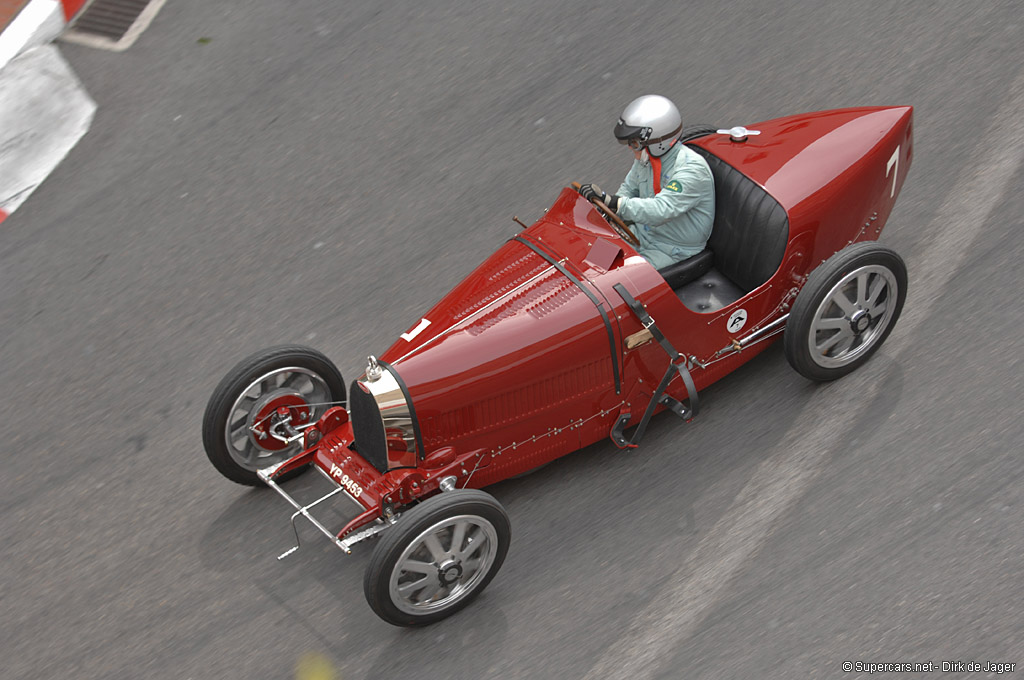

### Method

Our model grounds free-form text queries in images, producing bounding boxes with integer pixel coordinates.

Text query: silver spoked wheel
[784,243,907,382]
[203,345,345,486]
[389,514,499,616]
[365,490,510,626]
[224,366,332,471]
[808,264,898,369]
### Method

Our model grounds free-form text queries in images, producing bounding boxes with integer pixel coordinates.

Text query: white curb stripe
[0,0,63,70]
[0,44,96,219]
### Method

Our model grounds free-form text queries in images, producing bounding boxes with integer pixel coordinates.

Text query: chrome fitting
[717,126,761,142]
[365,355,383,382]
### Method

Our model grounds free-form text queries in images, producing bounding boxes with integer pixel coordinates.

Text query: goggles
[620,137,646,151]
[614,119,652,150]
[613,119,683,152]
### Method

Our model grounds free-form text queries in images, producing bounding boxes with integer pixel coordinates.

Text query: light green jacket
[616,143,715,269]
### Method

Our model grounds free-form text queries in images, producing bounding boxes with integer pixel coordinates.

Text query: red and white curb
[0,0,93,224]
[0,0,84,70]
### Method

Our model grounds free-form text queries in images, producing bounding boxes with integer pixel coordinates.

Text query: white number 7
[886,145,900,198]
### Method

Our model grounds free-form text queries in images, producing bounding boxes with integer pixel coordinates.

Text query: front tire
[784,242,907,381]
[364,490,511,627]
[202,345,345,486]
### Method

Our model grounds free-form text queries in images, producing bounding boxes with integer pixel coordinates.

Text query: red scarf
[650,154,662,194]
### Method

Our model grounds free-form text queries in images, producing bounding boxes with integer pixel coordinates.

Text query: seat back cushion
[688,145,789,292]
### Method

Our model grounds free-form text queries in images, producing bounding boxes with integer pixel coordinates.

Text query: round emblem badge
[727,308,748,333]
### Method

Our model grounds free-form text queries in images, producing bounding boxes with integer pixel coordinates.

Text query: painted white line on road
[587,69,1024,680]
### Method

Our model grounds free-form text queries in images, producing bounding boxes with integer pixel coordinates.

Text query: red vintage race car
[203,105,913,626]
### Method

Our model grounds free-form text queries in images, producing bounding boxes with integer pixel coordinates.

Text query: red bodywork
[272,106,913,541]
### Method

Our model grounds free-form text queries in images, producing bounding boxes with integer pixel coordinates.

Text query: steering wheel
[571,182,641,247]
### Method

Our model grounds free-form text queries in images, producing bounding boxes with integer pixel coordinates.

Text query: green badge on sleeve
[664,180,683,192]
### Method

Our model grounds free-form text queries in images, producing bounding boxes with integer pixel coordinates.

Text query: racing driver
[578,94,715,269]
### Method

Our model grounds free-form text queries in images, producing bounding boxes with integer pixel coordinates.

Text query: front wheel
[784,242,907,381]
[364,490,511,626]
[202,345,346,485]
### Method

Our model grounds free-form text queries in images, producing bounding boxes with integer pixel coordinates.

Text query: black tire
[364,490,511,627]
[784,242,907,381]
[202,345,345,486]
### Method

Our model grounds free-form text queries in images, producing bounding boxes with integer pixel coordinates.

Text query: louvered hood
[369,217,622,460]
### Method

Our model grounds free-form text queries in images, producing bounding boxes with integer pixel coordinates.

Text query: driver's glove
[578,183,621,212]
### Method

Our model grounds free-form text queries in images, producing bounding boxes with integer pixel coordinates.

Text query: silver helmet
[613,95,682,157]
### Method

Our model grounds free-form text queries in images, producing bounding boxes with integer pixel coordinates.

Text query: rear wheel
[784,242,907,381]
[364,490,511,626]
[202,345,345,485]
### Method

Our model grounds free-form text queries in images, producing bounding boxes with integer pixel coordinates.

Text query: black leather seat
[657,145,790,312]
[690,145,789,293]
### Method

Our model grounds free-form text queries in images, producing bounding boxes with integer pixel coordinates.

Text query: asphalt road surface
[3,2,1022,678]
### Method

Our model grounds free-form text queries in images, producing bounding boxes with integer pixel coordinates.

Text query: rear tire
[784,242,907,381]
[364,490,511,626]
